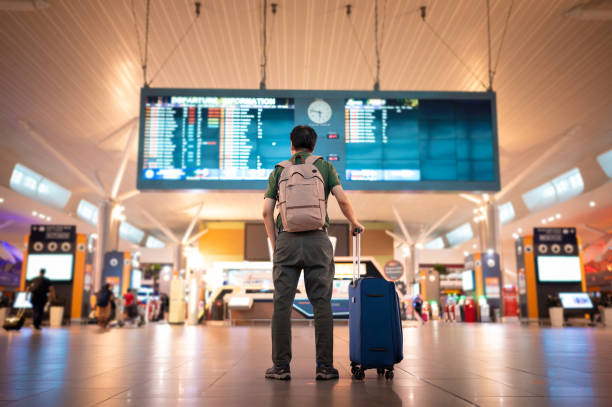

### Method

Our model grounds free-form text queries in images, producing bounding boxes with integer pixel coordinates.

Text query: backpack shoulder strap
[304,155,322,165]
[277,160,293,168]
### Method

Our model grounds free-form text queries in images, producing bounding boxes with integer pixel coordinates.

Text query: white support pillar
[403,244,418,286]
[486,202,501,254]
[94,199,119,291]
[174,243,185,274]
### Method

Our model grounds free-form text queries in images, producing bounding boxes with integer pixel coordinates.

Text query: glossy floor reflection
[1,322,612,406]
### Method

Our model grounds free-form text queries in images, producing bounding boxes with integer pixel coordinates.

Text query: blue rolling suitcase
[349,230,403,380]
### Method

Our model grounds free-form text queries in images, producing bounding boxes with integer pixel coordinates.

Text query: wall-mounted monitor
[26,254,74,282]
[537,256,582,283]
[559,292,592,309]
[462,269,475,291]
[14,292,32,309]
[137,88,499,191]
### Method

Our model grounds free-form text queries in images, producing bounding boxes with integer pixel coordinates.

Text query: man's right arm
[262,197,277,250]
[331,185,364,235]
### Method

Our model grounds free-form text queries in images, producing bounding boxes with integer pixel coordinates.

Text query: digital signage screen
[559,292,593,309]
[537,256,582,283]
[137,88,499,191]
[462,270,475,291]
[26,254,74,282]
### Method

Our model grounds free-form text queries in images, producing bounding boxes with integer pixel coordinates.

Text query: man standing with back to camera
[262,125,364,380]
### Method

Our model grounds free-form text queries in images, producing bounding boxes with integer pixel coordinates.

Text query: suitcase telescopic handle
[352,228,362,284]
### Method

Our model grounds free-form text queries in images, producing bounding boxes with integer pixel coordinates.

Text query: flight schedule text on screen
[137,89,499,191]
[141,96,294,181]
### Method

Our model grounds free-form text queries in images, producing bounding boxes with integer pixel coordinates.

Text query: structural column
[93,199,121,292]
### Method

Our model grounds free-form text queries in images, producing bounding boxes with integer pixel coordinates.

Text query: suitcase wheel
[384,370,394,380]
[353,368,365,380]
[377,368,385,376]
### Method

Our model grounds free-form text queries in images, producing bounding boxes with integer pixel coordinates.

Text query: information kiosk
[516,228,586,320]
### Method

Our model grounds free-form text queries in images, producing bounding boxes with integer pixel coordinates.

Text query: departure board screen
[137,88,499,191]
[141,96,293,181]
[345,98,495,183]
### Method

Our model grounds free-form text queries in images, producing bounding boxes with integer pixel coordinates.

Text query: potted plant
[546,294,563,327]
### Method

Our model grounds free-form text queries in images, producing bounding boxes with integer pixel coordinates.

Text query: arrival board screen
[137,89,499,191]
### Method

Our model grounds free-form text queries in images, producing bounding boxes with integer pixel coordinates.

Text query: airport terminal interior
[0,0,612,406]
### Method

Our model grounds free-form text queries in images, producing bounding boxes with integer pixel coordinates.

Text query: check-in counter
[224,257,385,322]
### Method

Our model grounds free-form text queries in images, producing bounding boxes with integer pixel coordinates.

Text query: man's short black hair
[290,125,317,152]
[39,268,46,275]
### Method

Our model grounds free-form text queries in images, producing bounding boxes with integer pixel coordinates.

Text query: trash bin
[549,307,563,328]
[603,308,612,328]
[50,306,64,327]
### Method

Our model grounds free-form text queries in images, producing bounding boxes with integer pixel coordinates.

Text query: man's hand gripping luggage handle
[352,227,363,284]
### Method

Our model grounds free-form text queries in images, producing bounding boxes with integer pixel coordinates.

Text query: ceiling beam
[20,120,105,196]
[494,126,580,202]
[141,209,179,244]
[96,116,138,146]
[391,206,413,245]
[110,123,138,199]
[459,193,482,205]
[384,230,409,247]
[185,228,208,245]
[182,202,204,244]
[116,189,140,202]
[419,206,457,243]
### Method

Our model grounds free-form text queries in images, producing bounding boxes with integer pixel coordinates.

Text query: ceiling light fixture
[463,251,469,257]
[0,197,4,203]
[555,213,561,219]
[512,233,519,239]
[589,201,596,207]
[541,219,547,224]
[32,211,37,216]
[517,227,523,233]
[548,216,554,222]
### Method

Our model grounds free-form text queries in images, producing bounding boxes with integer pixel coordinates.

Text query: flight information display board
[137,88,499,191]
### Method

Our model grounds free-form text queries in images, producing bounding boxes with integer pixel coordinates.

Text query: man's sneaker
[316,365,339,380]
[265,365,291,380]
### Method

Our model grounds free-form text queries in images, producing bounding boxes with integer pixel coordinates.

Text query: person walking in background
[262,125,364,381]
[413,293,425,325]
[95,284,114,329]
[26,268,56,330]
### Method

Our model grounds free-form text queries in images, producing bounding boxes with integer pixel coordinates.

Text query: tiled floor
[1,322,612,406]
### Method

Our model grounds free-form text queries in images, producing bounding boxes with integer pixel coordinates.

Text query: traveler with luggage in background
[262,125,364,381]
[413,293,425,325]
[26,268,56,330]
[95,284,114,329]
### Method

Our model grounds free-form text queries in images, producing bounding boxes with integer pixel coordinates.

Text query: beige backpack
[277,155,326,232]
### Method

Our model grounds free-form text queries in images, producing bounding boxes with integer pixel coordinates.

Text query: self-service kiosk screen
[462,270,475,291]
[26,254,74,281]
[537,256,581,282]
[14,292,32,309]
[559,292,593,309]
